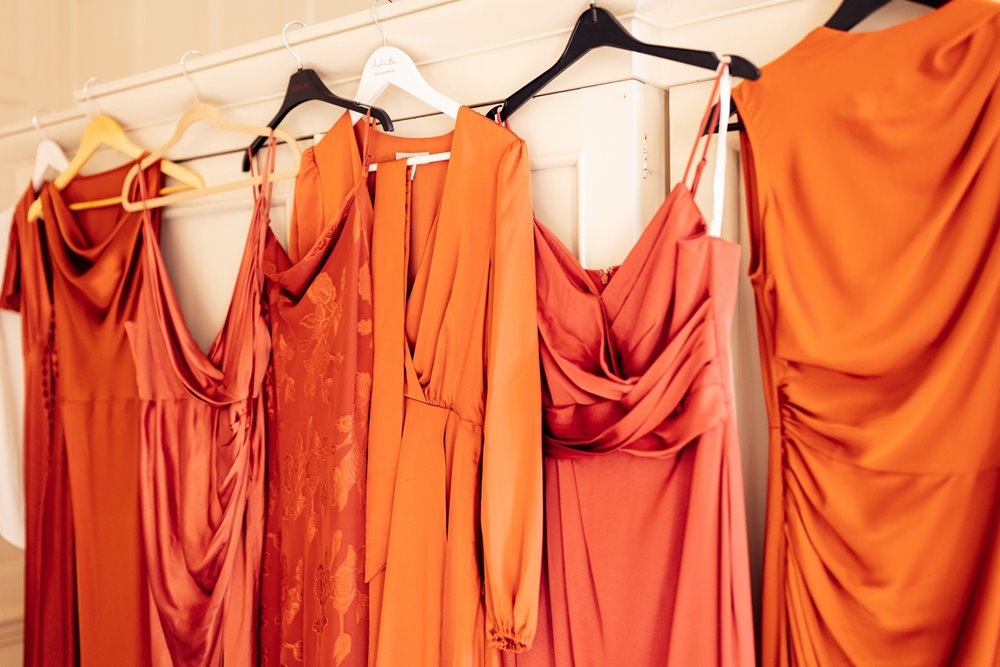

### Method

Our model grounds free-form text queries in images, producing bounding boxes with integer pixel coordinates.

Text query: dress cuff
[488,626,534,653]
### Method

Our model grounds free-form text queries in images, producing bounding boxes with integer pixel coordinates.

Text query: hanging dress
[2,164,164,667]
[259,114,374,667]
[733,1,1000,664]
[0,204,25,550]
[364,106,543,667]
[125,145,274,666]
[502,65,754,667]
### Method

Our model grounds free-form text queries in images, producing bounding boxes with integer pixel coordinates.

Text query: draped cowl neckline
[534,183,740,460]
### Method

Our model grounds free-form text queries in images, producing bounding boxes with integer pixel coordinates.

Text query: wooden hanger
[825,0,949,31]
[489,2,760,122]
[242,21,393,171]
[349,0,462,124]
[27,79,204,222]
[120,102,301,211]
[120,52,301,212]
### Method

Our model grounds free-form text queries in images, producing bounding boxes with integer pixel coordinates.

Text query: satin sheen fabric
[259,115,374,667]
[734,1,1000,664]
[502,78,754,665]
[365,106,542,666]
[126,151,273,666]
[2,164,163,667]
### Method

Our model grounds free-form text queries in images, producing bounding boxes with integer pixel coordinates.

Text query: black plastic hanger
[825,0,949,31]
[242,21,394,172]
[487,3,760,122]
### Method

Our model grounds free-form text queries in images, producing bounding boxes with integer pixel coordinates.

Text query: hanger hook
[82,76,103,114]
[372,0,393,48]
[180,50,203,102]
[31,110,50,141]
[281,20,307,70]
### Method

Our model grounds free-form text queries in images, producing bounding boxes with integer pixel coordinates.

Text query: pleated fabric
[733,1,1000,664]
[125,147,274,666]
[260,114,374,667]
[2,164,164,667]
[502,74,753,664]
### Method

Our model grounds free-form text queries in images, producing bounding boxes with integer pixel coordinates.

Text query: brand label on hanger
[396,151,430,160]
[372,55,399,76]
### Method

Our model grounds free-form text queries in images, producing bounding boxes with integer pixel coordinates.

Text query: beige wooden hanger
[27,78,204,222]
[119,51,301,212]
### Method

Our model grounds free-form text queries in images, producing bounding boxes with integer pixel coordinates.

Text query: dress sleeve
[481,138,543,652]
[1,210,21,313]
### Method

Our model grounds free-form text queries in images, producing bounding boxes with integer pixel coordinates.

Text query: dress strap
[682,61,732,237]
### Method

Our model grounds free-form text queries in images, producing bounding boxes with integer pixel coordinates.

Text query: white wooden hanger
[119,50,302,212]
[349,0,461,125]
[30,112,70,191]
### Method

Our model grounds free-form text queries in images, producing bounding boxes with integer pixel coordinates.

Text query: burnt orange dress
[126,150,273,666]
[260,115,374,667]
[733,1,1000,664]
[503,69,754,667]
[364,106,542,666]
[2,165,162,667]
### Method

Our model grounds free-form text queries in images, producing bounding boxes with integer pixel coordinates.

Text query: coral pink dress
[126,147,274,666]
[504,66,754,666]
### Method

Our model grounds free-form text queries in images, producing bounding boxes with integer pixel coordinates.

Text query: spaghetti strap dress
[732,1,1000,664]
[2,164,164,667]
[502,64,754,667]
[125,143,275,666]
[259,114,374,667]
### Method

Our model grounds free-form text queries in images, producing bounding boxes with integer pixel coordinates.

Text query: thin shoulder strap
[682,61,732,237]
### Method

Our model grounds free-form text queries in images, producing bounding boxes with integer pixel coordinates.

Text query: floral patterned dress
[259,113,374,667]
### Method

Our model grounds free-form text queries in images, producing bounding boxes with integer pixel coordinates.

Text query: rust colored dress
[125,150,273,666]
[733,1,1000,664]
[364,106,542,666]
[504,69,754,667]
[260,115,374,667]
[2,165,162,667]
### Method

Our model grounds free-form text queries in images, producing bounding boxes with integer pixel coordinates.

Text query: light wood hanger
[119,51,301,212]
[119,103,301,211]
[28,78,204,222]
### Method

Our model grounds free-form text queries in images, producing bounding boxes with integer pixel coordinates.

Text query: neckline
[811,0,965,41]
[140,148,274,372]
[541,183,709,303]
[270,106,468,287]
[39,160,148,256]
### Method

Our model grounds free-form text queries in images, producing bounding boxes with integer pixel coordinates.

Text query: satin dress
[364,106,543,666]
[126,149,274,666]
[3,165,163,667]
[260,115,374,667]
[503,67,754,667]
[733,1,1000,664]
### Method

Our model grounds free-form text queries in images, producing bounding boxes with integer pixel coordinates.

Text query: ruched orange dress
[3,165,162,667]
[503,70,754,667]
[260,115,374,667]
[733,1,1000,664]
[126,150,273,666]
[365,106,542,666]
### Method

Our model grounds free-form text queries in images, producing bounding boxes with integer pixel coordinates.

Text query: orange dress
[733,1,1000,664]
[2,165,162,667]
[126,151,272,666]
[260,115,374,667]
[503,70,754,667]
[364,106,542,666]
